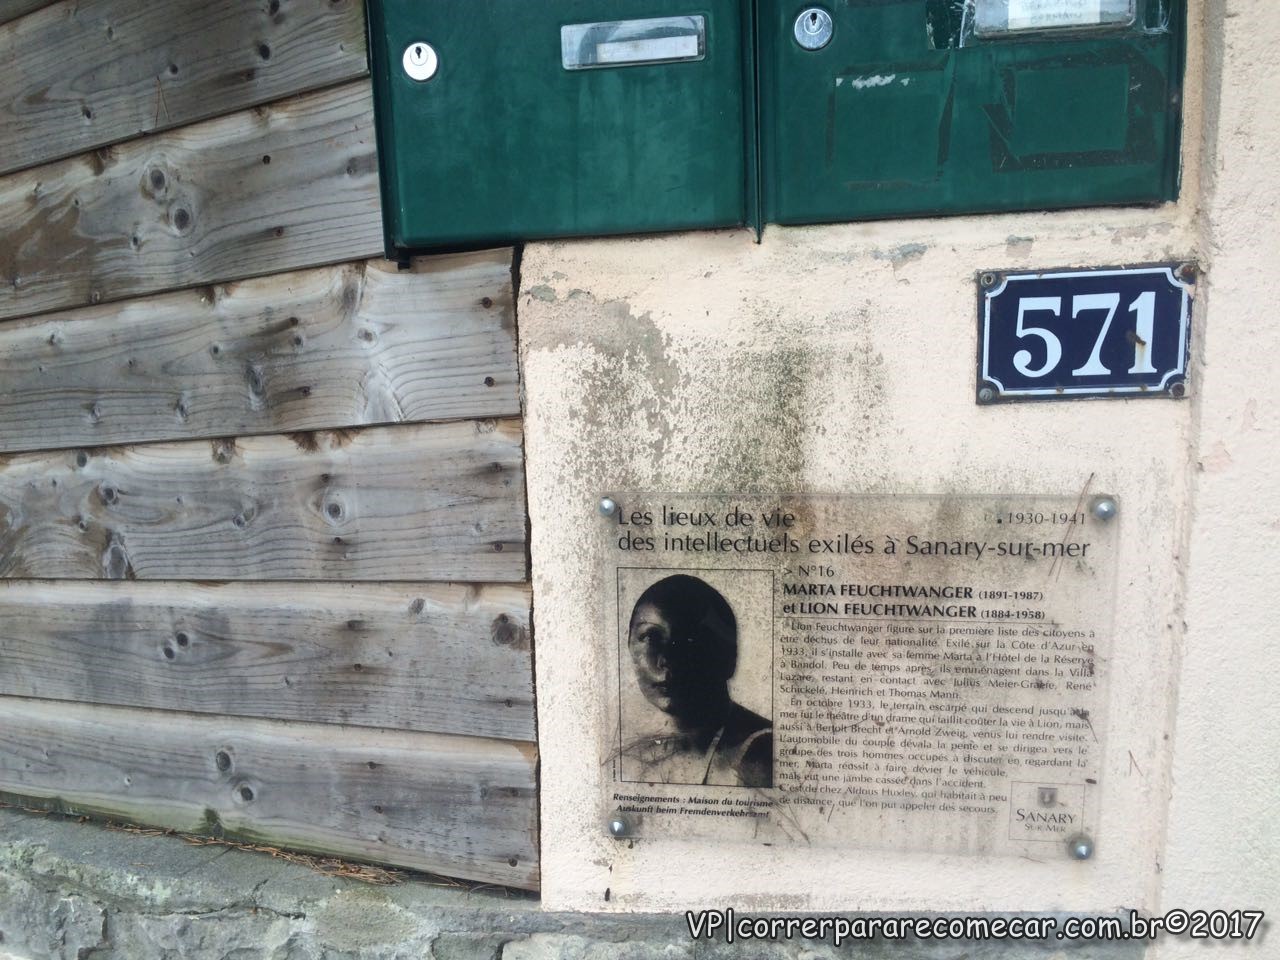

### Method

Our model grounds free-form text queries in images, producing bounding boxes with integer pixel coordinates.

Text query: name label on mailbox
[975,0,1135,36]
[561,16,706,71]
[978,264,1193,403]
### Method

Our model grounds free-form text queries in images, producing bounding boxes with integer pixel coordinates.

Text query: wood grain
[0,0,47,26]
[0,251,519,453]
[0,697,539,888]
[0,580,534,741]
[0,420,527,582]
[0,0,368,176]
[0,81,383,323]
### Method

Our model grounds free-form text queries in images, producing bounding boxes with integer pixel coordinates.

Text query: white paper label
[595,35,700,65]
[1006,0,1105,31]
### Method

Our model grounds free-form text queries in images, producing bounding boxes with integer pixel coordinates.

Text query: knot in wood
[212,439,236,463]
[490,613,529,650]
[245,364,266,399]
[101,537,132,579]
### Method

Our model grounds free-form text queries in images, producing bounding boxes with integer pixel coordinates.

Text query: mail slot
[759,0,1186,225]
[365,0,754,259]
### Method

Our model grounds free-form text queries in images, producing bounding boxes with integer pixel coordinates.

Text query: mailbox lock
[402,41,439,82]
[793,8,833,51]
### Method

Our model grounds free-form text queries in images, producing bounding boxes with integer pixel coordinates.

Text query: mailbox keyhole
[402,40,439,81]
[793,8,833,50]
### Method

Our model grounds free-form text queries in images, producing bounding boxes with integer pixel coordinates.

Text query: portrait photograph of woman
[616,570,774,789]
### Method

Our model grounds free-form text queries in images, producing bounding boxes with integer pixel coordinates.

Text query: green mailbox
[366,0,755,259]
[366,0,1184,254]
[759,0,1185,225]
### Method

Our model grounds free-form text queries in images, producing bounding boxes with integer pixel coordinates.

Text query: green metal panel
[366,0,755,257]
[759,0,1185,225]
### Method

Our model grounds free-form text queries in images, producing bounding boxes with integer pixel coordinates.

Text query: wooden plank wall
[0,0,538,889]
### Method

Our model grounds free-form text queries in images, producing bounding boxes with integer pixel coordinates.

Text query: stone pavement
[0,808,1142,960]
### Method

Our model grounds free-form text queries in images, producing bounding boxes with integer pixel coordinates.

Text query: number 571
[1015,292,1157,378]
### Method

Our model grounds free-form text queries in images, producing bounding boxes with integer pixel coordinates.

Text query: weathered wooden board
[0,251,519,453]
[0,0,368,176]
[0,420,527,581]
[0,81,383,322]
[0,0,47,26]
[0,697,539,888]
[0,580,534,741]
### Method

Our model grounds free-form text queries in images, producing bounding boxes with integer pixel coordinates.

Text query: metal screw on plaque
[598,496,618,518]
[980,272,997,288]
[1067,834,1094,861]
[794,8,833,50]
[608,813,632,838]
[978,386,997,403]
[1090,497,1118,522]
[1178,263,1197,282]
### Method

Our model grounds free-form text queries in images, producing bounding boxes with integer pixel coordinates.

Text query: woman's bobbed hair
[630,574,738,679]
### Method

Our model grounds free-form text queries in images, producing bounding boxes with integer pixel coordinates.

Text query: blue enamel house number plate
[978,264,1194,403]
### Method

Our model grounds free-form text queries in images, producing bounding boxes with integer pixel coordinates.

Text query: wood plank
[0,697,539,888]
[0,0,48,26]
[0,420,527,582]
[0,580,534,741]
[0,0,368,176]
[0,81,383,323]
[0,250,519,453]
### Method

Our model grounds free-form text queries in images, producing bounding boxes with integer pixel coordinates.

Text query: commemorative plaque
[601,493,1118,858]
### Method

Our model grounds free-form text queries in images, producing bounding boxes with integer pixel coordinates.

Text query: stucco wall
[1154,0,1280,954]
[520,0,1275,930]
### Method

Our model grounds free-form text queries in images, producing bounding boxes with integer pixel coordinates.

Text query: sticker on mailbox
[978,264,1193,403]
